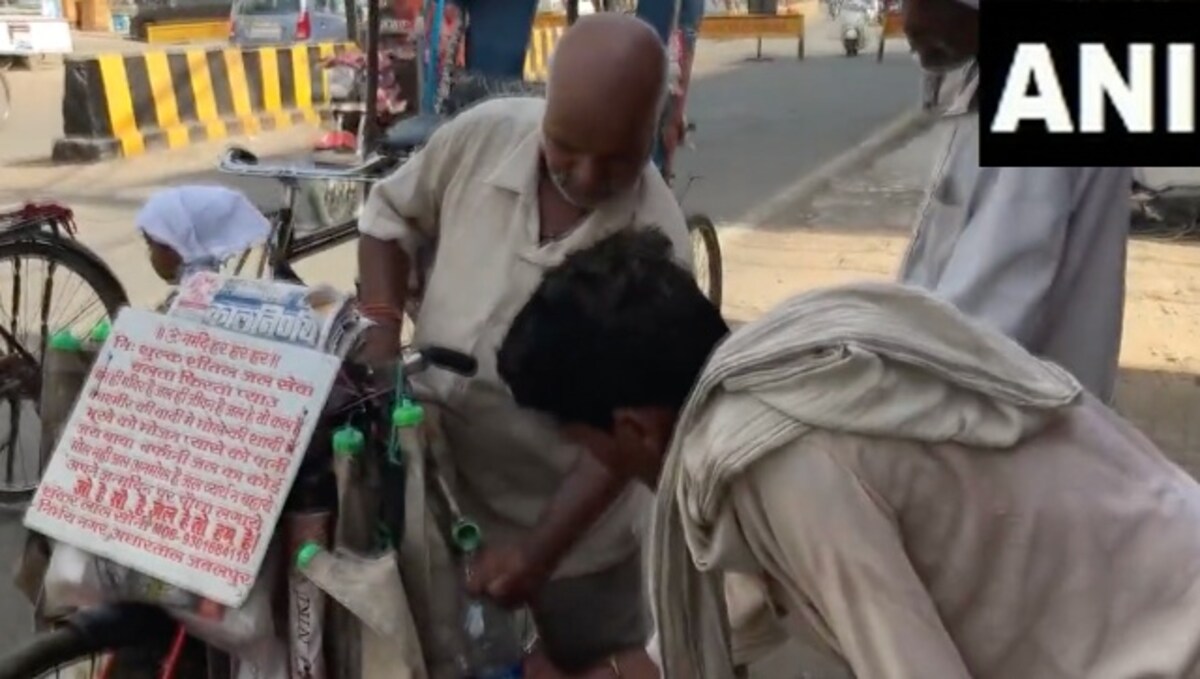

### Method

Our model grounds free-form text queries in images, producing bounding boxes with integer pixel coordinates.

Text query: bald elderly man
[356,13,691,675]
[900,0,1131,403]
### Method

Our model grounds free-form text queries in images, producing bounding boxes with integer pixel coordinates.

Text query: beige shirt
[899,65,1131,403]
[707,397,1200,678]
[360,97,693,578]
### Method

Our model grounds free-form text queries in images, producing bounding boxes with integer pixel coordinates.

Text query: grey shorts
[530,552,651,673]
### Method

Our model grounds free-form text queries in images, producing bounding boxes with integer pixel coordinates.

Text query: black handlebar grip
[228,147,259,165]
[421,346,478,376]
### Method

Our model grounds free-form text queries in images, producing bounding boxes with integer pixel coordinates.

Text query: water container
[455,528,524,679]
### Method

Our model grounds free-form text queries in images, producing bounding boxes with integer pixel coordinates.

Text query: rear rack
[217,147,398,185]
[0,202,77,239]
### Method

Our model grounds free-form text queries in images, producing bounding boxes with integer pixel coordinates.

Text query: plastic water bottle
[455,525,524,679]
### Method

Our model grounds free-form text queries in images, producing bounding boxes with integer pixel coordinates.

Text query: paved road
[0,18,921,669]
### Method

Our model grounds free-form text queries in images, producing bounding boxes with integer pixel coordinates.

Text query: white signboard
[0,17,73,55]
[24,308,340,607]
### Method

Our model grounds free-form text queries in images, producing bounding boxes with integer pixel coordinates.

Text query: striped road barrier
[522,11,807,81]
[53,42,347,163]
[144,19,231,44]
[699,13,806,60]
[524,25,564,82]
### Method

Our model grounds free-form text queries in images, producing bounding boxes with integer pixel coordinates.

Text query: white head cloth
[136,186,270,264]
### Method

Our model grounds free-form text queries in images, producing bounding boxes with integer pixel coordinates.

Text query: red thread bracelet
[358,302,403,323]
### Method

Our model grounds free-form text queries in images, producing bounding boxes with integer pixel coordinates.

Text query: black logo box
[980,0,1200,166]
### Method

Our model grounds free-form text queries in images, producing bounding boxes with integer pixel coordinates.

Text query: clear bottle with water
[454,522,524,679]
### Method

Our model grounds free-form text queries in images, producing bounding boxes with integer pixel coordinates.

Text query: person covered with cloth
[136,185,270,288]
[498,228,1200,679]
[355,12,692,678]
[899,0,1131,403]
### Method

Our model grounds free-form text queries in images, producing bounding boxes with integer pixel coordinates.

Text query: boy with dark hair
[500,229,1200,679]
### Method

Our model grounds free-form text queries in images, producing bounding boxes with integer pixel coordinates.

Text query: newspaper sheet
[167,271,366,358]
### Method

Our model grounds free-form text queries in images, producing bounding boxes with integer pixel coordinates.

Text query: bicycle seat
[226,146,259,164]
[380,113,445,155]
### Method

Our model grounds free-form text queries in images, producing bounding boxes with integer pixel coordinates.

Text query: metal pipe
[422,0,446,114]
[345,0,359,47]
[362,0,382,156]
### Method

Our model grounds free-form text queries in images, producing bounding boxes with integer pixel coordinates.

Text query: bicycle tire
[0,604,206,679]
[0,626,98,679]
[0,72,10,125]
[686,213,723,309]
[0,236,128,507]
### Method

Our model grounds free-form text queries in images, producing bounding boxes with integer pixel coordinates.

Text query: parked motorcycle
[1130,178,1200,239]
[840,4,869,56]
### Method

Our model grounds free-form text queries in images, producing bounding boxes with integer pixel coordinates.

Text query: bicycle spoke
[0,249,113,496]
[6,255,22,486]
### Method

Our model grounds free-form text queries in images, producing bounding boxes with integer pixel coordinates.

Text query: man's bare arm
[357,235,410,360]
[356,115,464,356]
[524,452,628,581]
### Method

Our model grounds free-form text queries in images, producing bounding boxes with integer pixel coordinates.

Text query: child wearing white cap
[136,185,270,285]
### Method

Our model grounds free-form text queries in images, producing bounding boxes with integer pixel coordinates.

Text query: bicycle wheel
[0,236,128,508]
[0,625,101,679]
[686,213,722,308]
[0,605,207,679]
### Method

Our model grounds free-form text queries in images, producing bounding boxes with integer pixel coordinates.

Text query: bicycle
[218,147,400,283]
[0,343,479,679]
[0,203,128,509]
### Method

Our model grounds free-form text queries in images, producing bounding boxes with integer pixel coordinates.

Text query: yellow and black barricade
[53,42,349,163]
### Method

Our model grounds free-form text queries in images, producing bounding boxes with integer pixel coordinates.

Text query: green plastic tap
[89,319,111,344]
[332,424,365,458]
[48,330,81,352]
[295,541,323,569]
[452,519,482,554]
[391,399,425,428]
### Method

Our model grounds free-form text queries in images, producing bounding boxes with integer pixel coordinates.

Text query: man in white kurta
[899,0,1131,403]
[497,229,1200,679]
[356,15,692,676]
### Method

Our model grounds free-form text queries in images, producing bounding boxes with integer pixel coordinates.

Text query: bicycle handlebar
[332,344,478,416]
[217,147,395,184]
[403,345,478,377]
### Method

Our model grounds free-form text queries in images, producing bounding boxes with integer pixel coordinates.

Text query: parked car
[229,0,347,45]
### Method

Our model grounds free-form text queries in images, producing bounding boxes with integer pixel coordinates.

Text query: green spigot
[451,519,482,554]
[391,399,425,428]
[332,424,365,458]
[295,541,323,569]
[89,319,111,344]
[49,330,81,352]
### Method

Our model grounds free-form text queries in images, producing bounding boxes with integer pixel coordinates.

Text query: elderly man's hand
[465,543,550,608]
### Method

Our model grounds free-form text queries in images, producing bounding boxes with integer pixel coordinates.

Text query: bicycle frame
[218,151,400,280]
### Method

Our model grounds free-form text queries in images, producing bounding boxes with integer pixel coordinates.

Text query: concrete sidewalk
[719,125,1200,475]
